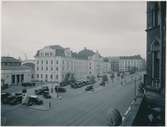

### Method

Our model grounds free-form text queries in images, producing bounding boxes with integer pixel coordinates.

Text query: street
[2,72,143,126]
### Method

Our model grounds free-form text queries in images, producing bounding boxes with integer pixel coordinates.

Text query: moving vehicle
[23,95,43,106]
[85,85,94,91]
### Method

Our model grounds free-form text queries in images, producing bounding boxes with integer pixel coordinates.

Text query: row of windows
[36,66,58,71]
[39,52,54,57]
[36,74,59,80]
[37,60,58,65]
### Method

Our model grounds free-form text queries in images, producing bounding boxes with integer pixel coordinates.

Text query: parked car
[22,82,35,87]
[41,86,49,91]
[27,96,43,106]
[85,85,94,91]
[55,86,66,93]
[100,82,105,86]
[9,95,23,105]
[43,93,51,99]
[1,92,11,104]
[35,89,43,95]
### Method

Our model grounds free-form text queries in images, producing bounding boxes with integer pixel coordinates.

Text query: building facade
[108,57,120,72]
[146,2,166,93]
[118,55,145,73]
[1,57,32,86]
[34,45,111,83]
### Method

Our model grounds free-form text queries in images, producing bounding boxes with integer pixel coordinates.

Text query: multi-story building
[1,57,32,86]
[34,45,111,83]
[146,2,166,92]
[118,55,145,73]
[108,57,120,72]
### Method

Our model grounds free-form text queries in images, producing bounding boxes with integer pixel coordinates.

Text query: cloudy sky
[2,1,146,60]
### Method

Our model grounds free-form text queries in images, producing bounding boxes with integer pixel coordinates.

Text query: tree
[90,75,95,84]
[64,73,70,82]
[70,73,76,82]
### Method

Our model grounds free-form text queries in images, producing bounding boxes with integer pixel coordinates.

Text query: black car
[35,89,43,95]
[100,82,105,86]
[22,82,35,87]
[28,96,43,105]
[85,85,94,91]
[43,93,51,99]
[9,95,22,105]
[41,86,49,91]
[1,92,11,104]
[55,86,66,92]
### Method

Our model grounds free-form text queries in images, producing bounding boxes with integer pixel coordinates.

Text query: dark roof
[1,65,31,70]
[1,57,21,63]
[22,63,35,70]
[119,55,143,59]
[77,48,95,59]
[49,45,64,50]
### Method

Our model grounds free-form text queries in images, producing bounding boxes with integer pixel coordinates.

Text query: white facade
[119,57,145,72]
[35,45,111,82]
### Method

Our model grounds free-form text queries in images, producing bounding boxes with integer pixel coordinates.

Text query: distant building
[34,45,111,83]
[108,57,120,72]
[1,57,32,86]
[119,55,145,73]
[22,59,35,81]
[146,2,166,93]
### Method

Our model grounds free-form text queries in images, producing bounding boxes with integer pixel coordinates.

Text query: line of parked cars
[70,80,94,89]
[22,82,35,87]
[2,92,23,105]
[35,86,51,99]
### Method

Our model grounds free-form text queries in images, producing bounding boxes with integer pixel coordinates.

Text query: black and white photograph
[1,0,166,126]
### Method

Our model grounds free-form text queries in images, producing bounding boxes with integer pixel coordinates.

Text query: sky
[2,1,146,60]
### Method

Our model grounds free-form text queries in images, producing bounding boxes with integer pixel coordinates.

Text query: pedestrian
[49,101,51,109]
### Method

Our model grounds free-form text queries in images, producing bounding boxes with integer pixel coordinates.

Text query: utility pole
[134,77,136,101]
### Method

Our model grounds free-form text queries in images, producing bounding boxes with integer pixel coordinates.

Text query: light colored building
[1,57,32,86]
[22,59,35,81]
[34,45,111,83]
[118,55,146,73]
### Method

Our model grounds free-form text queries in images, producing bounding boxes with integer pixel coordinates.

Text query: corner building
[34,45,111,83]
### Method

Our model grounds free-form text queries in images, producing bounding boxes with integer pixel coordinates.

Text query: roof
[48,45,64,50]
[77,48,95,60]
[1,65,31,70]
[119,55,143,59]
[1,57,21,63]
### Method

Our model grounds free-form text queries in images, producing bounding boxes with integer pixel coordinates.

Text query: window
[56,75,58,80]
[56,67,58,71]
[51,67,53,71]
[46,67,48,71]
[41,74,43,78]
[56,60,58,64]
[63,60,64,64]
[46,60,48,64]
[41,66,43,70]
[37,67,39,71]
[50,74,53,79]
[37,74,39,78]
[37,60,39,64]
[50,52,52,56]
[51,60,53,64]
[45,74,48,79]
[45,53,49,56]
[41,60,43,64]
